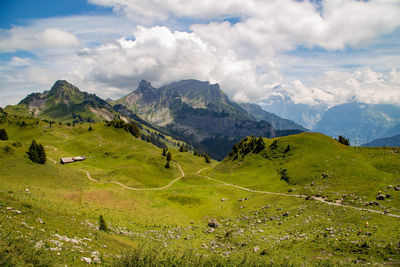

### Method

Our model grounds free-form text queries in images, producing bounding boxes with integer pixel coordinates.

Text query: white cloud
[1,1,400,109]
[0,28,79,52]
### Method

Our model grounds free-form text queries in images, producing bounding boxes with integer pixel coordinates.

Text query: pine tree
[99,215,107,231]
[162,147,167,156]
[166,152,172,162]
[27,140,46,164]
[165,160,170,169]
[88,126,93,131]
[0,129,8,140]
[205,154,211,164]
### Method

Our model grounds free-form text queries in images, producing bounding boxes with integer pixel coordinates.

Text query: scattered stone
[221,198,226,202]
[239,206,244,209]
[385,194,392,199]
[394,187,400,191]
[6,207,12,210]
[81,257,92,264]
[376,195,385,200]
[282,212,290,217]
[260,249,268,255]
[253,246,259,253]
[208,219,219,228]
[34,240,44,249]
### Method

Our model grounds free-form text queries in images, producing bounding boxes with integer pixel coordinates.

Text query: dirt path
[78,161,185,191]
[45,146,58,164]
[196,170,400,219]
[44,145,399,218]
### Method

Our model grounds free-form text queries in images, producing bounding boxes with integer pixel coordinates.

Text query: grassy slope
[209,133,400,212]
[0,116,399,266]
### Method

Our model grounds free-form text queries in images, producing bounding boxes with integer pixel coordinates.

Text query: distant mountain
[5,80,115,122]
[314,102,400,144]
[257,94,326,130]
[361,134,400,147]
[115,79,303,160]
[239,102,308,131]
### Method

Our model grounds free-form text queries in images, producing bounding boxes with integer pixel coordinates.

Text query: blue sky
[0,0,400,108]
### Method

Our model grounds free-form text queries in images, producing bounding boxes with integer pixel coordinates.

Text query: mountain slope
[240,102,308,131]
[115,80,303,159]
[314,102,400,144]
[362,134,400,147]
[5,80,115,122]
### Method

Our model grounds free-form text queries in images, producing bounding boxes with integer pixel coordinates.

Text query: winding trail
[78,161,185,191]
[45,145,399,218]
[45,146,58,164]
[195,169,400,219]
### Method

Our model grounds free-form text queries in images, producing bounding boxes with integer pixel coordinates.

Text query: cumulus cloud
[1,1,400,109]
[0,28,79,52]
[69,25,278,102]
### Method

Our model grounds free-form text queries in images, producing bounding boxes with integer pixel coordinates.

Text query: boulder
[208,219,219,228]
[376,195,385,200]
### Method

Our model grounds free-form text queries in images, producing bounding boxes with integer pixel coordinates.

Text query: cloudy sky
[1,0,400,108]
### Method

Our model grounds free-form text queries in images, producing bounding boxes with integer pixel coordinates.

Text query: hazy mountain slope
[362,134,400,147]
[314,102,400,144]
[258,94,326,129]
[5,80,115,122]
[240,102,308,131]
[115,80,303,159]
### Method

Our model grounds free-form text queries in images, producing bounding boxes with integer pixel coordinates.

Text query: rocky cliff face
[116,79,303,159]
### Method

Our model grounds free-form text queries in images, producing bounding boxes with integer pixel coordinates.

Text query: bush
[99,215,107,231]
[204,154,211,164]
[26,140,46,164]
[0,128,8,140]
[165,161,170,169]
[278,168,290,183]
[166,152,172,162]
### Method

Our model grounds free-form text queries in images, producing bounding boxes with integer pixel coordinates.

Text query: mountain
[4,80,115,122]
[239,102,308,131]
[257,93,326,130]
[314,102,400,145]
[115,79,303,160]
[362,134,400,147]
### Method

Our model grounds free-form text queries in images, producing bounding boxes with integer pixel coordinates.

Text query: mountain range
[5,79,304,160]
[258,93,400,145]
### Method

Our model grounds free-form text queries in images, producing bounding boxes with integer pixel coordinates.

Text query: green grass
[0,114,399,266]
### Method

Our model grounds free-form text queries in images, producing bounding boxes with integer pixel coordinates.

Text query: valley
[0,111,399,266]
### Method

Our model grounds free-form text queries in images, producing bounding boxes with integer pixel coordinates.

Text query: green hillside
[0,112,399,266]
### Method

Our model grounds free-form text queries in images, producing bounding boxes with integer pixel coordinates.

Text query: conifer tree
[205,154,211,164]
[0,129,8,140]
[166,152,172,162]
[99,215,107,231]
[27,140,46,164]
[165,160,170,169]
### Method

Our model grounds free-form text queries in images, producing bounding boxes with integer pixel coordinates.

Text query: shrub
[269,140,278,150]
[204,154,211,164]
[278,168,290,183]
[166,152,172,162]
[99,215,107,231]
[0,128,8,140]
[165,161,170,169]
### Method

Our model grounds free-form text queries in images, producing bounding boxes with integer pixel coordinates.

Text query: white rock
[81,257,92,264]
[254,246,260,253]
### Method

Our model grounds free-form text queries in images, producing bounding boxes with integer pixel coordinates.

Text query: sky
[0,0,400,108]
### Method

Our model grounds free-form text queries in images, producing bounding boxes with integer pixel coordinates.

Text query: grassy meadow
[0,113,399,266]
